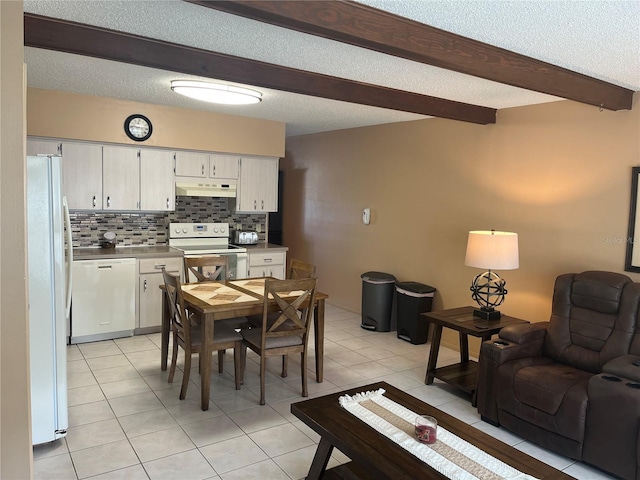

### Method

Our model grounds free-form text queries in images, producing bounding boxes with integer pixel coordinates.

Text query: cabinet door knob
[261,200,264,209]
[202,164,205,175]
[107,196,111,207]
[166,198,170,209]
[144,279,147,291]
[254,200,257,209]
[92,195,96,207]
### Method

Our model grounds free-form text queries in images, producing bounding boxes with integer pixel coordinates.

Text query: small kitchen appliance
[234,230,259,245]
[169,222,248,279]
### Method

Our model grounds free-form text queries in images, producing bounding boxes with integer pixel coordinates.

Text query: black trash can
[361,271,397,332]
[395,282,436,344]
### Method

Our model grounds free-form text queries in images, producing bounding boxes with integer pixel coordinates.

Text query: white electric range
[168,222,247,279]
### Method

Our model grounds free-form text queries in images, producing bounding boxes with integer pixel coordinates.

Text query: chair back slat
[289,259,316,280]
[162,269,191,343]
[184,255,229,282]
[261,278,317,347]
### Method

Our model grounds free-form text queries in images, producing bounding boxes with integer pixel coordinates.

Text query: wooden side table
[422,306,528,404]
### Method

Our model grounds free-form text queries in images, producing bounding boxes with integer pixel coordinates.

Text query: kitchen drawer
[139,257,182,274]
[248,251,285,267]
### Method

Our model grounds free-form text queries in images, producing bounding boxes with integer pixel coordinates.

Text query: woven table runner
[339,389,539,480]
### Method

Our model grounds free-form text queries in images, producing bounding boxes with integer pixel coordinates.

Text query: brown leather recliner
[477,271,640,469]
[584,329,640,479]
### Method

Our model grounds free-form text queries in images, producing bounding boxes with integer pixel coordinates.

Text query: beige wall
[1,0,33,478]
[282,94,640,353]
[27,88,286,157]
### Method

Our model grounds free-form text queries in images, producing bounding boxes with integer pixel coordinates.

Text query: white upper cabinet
[61,142,103,210]
[209,154,239,179]
[174,151,208,178]
[102,146,140,210]
[140,149,175,211]
[27,139,61,156]
[236,156,279,213]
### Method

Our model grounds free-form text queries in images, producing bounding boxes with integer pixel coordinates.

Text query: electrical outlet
[256,224,262,233]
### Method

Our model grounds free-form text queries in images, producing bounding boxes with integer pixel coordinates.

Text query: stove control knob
[174,227,181,234]
[182,227,188,234]
[213,227,219,233]
[220,226,226,233]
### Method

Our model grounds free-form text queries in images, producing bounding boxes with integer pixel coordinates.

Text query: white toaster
[234,230,259,245]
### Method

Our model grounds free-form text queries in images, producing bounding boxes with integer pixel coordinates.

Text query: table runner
[339,389,539,480]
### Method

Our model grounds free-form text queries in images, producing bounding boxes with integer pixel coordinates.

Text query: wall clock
[124,114,152,142]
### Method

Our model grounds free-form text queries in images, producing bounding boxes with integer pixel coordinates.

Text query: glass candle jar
[414,415,437,444]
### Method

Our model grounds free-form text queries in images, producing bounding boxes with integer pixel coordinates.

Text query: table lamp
[464,230,519,320]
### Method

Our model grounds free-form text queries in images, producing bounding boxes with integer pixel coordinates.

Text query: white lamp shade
[465,230,519,270]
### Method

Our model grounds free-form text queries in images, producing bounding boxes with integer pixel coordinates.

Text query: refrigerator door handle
[63,197,73,320]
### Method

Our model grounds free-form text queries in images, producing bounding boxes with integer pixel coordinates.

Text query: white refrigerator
[27,155,72,445]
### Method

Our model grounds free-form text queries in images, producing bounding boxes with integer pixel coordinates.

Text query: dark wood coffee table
[292,381,574,480]
[423,306,528,404]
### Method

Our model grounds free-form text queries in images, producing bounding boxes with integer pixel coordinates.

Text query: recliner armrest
[498,321,549,347]
[602,355,640,383]
[476,322,548,424]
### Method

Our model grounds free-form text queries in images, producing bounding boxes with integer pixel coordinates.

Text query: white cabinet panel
[102,146,140,210]
[61,142,103,210]
[27,139,61,156]
[140,149,175,211]
[236,156,279,213]
[175,151,208,177]
[138,257,182,330]
[210,154,239,179]
[247,251,286,279]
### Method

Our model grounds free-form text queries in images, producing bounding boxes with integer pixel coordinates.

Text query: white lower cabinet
[138,257,182,331]
[247,251,286,279]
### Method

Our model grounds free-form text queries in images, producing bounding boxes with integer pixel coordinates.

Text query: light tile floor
[34,303,615,479]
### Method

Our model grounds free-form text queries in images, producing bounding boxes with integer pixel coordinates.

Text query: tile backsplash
[70,196,266,247]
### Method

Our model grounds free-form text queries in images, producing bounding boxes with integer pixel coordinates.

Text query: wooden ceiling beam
[191,0,634,111]
[23,13,496,125]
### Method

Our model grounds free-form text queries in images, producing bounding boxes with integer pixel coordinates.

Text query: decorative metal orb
[470,271,508,310]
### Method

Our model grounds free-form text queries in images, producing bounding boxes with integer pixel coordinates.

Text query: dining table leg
[314,299,325,383]
[200,313,213,410]
[161,290,170,371]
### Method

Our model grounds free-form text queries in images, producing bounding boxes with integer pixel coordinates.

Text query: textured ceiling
[23,0,640,137]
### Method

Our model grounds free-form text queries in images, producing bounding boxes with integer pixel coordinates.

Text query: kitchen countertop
[73,246,183,260]
[238,242,289,252]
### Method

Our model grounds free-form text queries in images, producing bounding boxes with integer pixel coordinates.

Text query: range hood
[175,182,237,198]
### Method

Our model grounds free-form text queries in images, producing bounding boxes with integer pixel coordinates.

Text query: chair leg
[168,336,179,383]
[281,354,288,378]
[180,351,192,400]
[218,350,224,374]
[233,342,241,390]
[240,343,247,385]
[301,351,308,398]
[260,357,266,405]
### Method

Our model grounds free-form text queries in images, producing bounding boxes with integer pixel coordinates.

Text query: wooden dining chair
[247,258,317,328]
[184,255,228,282]
[289,258,316,279]
[240,277,317,405]
[162,270,243,399]
[183,255,248,330]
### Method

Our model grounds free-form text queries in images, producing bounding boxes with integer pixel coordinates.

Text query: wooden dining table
[160,277,329,410]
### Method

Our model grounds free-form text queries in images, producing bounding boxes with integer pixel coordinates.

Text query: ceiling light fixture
[170,80,262,105]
